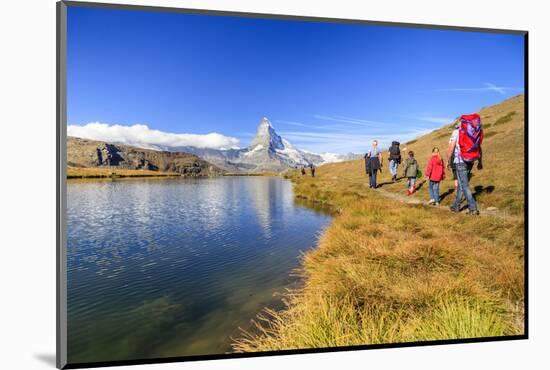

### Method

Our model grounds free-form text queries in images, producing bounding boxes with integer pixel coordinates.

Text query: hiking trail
[370,184,520,221]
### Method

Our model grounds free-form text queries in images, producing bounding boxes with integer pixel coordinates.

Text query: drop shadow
[34,353,56,367]
[414,180,426,191]
[473,185,496,200]
[376,181,394,188]
[439,188,455,202]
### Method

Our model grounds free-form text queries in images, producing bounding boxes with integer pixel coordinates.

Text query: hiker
[364,151,371,173]
[366,140,383,188]
[310,164,316,177]
[364,150,372,183]
[447,122,460,192]
[403,150,419,195]
[388,141,401,182]
[301,166,306,176]
[447,114,484,215]
[425,147,445,205]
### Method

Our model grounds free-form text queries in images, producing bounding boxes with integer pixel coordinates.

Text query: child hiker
[425,147,446,205]
[403,150,419,195]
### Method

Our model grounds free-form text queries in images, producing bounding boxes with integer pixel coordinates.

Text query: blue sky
[67,6,525,154]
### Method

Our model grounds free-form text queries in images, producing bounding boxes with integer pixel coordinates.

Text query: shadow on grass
[447,184,495,209]
[415,180,427,191]
[376,181,395,188]
[439,188,455,202]
[473,185,496,200]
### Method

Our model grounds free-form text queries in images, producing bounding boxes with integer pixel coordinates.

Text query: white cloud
[433,83,522,95]
[314,115,384,127]
[484,83,507,95]
[280,128,431,154]
[408,115,454,124]
[273,113,439,154]
[275,119,337,130]
[67,122,240,150]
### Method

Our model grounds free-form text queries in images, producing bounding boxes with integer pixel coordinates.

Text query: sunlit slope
[233,95,525,352]
[320,94,525,215]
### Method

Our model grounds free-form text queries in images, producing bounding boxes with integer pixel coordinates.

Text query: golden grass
[233,95,525,352]
[378,95,525,215]
[67,167,181,179]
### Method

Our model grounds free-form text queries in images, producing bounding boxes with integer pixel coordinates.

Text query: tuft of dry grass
[233,95,525,352]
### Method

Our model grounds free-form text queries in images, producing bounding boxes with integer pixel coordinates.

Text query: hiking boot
[428,199,435,205]
[449,206,459,212]
[466,209,480,216]
[435,202,440,206]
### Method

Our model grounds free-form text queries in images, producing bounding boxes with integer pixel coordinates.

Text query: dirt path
[371,185,520,222]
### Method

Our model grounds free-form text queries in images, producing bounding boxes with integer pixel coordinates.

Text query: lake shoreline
[67,167,279,179]
[66,176,332,362]
[232,166,524,352]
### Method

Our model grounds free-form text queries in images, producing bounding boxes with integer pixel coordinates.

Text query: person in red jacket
[425,147,445,205]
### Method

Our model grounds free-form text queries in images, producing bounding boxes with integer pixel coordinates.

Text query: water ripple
[67,177,331,363]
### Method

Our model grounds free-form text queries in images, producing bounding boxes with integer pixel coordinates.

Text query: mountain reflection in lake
[66,176,331,363]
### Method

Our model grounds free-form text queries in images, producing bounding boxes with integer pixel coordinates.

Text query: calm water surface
[67,176,331,363]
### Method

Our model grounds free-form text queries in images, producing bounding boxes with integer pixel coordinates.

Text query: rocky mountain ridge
[68,117,361,174]
[174,118,358,172]
[67,137,224,176]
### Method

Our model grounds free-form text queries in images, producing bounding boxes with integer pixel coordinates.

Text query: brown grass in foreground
[233,96,525,352]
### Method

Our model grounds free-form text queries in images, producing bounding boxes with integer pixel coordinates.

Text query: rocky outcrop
[67,137,224,177]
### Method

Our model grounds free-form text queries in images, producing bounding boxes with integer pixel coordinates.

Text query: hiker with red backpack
[447,114,484,215]
[425,147,445,205]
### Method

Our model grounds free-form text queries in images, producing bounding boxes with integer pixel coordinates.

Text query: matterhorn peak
[249,117,284,150]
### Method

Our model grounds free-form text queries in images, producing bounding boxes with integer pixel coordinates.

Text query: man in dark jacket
[364,152,371,174]
[365,140,383,188]
[388,141,401,182]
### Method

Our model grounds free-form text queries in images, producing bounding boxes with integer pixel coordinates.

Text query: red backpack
[458,113,484,162]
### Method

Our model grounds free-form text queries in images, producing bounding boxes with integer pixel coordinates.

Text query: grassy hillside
[233,95,525,352]
[352,94,524,215]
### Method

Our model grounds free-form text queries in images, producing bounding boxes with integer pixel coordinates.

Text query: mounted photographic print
[56,1,528,368]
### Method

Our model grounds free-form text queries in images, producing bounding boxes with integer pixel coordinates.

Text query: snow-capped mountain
[173,117,330,172]
[68,117,360,173]
[239,117,324,171]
